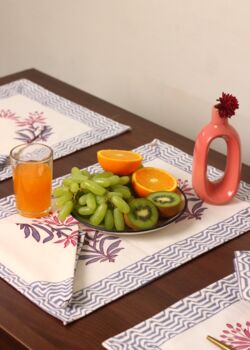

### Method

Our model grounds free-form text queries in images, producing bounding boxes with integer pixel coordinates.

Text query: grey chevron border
[102,274,239,350]
[0,263,73,311]
[0,79,131,181]
[0,139,249,324]
[234,251,250,302]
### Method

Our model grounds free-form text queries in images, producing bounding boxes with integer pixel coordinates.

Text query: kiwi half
[147,191,182,218]
[125,198,159,230]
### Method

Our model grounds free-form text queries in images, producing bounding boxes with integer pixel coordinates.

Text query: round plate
[72,188,187,236]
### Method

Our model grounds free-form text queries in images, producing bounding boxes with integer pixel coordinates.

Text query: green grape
[104,209,114,230]
[93,177,111,188]
[58,200,73,221]
[95,195,106,205]
[53,186,70,197]
[70,182,79,193]
[92,171,113,179]
[56,192,73,208]
[83,179,106,196]
[111,185,131,199]
[113,208,125,231]
[71,174,88,184]
[81,169,91,178]
[90,203,108,226]
[78,206,94,216]
[62,177,74,187]
[86,193,96,211]
[71,166,81,176]
[109,175,120,186]
[111,196,130,214]
[107,191,123,199]
[78,194,88,206]
[119,176,130,185]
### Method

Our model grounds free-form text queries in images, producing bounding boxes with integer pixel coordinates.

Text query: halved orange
[132,167,177,197]
[97,149,143,175]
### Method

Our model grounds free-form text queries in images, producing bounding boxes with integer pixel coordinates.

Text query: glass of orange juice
[10,143,53,218]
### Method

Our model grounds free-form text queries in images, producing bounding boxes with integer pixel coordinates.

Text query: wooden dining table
[0,69,249,350]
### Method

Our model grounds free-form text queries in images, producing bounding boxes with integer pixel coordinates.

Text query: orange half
[132,167,177,197]
[97,149,143,175]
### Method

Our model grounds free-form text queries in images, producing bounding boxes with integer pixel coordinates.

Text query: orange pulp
[13,163,52,217]
[97,149,142,175]
[132,167,177,197]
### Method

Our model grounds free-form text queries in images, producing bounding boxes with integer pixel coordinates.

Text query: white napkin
[0,213,82,309]
[234,250,250,302]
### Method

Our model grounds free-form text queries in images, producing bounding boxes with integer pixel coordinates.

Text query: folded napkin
[0,213,83,311]
[0,139,249,325]
[0,79,131,181]
[103,256,250,350]
[234,250,250,302]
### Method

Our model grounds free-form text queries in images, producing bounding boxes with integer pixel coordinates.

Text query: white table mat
[0,79,131,181]
[0,139,249,325]
[103,251,250,350]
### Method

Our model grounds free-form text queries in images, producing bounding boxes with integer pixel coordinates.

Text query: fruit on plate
[124,198,159,230]
[97,149,142,175]
[53,162,183,231]
[132,167,177,197]
[147,191,182,218]
[53,167,133,229]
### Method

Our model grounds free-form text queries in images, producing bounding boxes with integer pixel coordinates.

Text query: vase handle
[192,130,241,205]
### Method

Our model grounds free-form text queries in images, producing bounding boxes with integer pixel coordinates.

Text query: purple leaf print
[79,231,124,265]
[176,178,208,223]
[14,111,53,144]
[16,214,79,248]
[17,223,41,242]
[220,321,250,349]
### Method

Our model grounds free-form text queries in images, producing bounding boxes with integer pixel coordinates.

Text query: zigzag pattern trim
[0,139,249,324]
[103,274,239,349]
[234,251,250,302]
[0,263,74,316]
[0,79,131,181]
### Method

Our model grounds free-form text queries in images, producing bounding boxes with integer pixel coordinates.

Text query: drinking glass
[10,143,53,218]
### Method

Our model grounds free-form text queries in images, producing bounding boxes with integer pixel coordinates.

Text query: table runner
[103,251,250,350]
[0,79,131,181]
[0,139,249,324]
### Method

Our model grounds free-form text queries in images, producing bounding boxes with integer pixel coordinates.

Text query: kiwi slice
[147,191,182,218]
[125,198,159,230]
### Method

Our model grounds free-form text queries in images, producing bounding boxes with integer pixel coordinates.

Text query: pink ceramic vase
[192,106,241,205]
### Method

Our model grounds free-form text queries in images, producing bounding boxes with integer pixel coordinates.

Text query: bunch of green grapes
[53,167,133,231]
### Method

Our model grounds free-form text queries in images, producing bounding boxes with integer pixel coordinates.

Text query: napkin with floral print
[0,212,83,310]
[234,251,250,302]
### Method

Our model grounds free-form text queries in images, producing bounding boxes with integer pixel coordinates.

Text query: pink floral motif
[220,321,250,349]
[54,230,79,248]
[14,111,53,143]
[0,109,19,121]
[15,111,46,127]
[17,214,79,246]
[33,214,79,227]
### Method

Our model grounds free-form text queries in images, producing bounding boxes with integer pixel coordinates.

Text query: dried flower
[215,92,239,118]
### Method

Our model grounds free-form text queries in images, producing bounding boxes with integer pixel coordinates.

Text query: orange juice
[13,162,52,217]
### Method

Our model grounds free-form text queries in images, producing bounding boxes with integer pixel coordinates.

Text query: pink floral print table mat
[0,79,131,181]
[103,252,250,350]
[0,139,249,325]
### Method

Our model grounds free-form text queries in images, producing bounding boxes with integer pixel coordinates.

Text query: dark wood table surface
[0,69,249,350]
